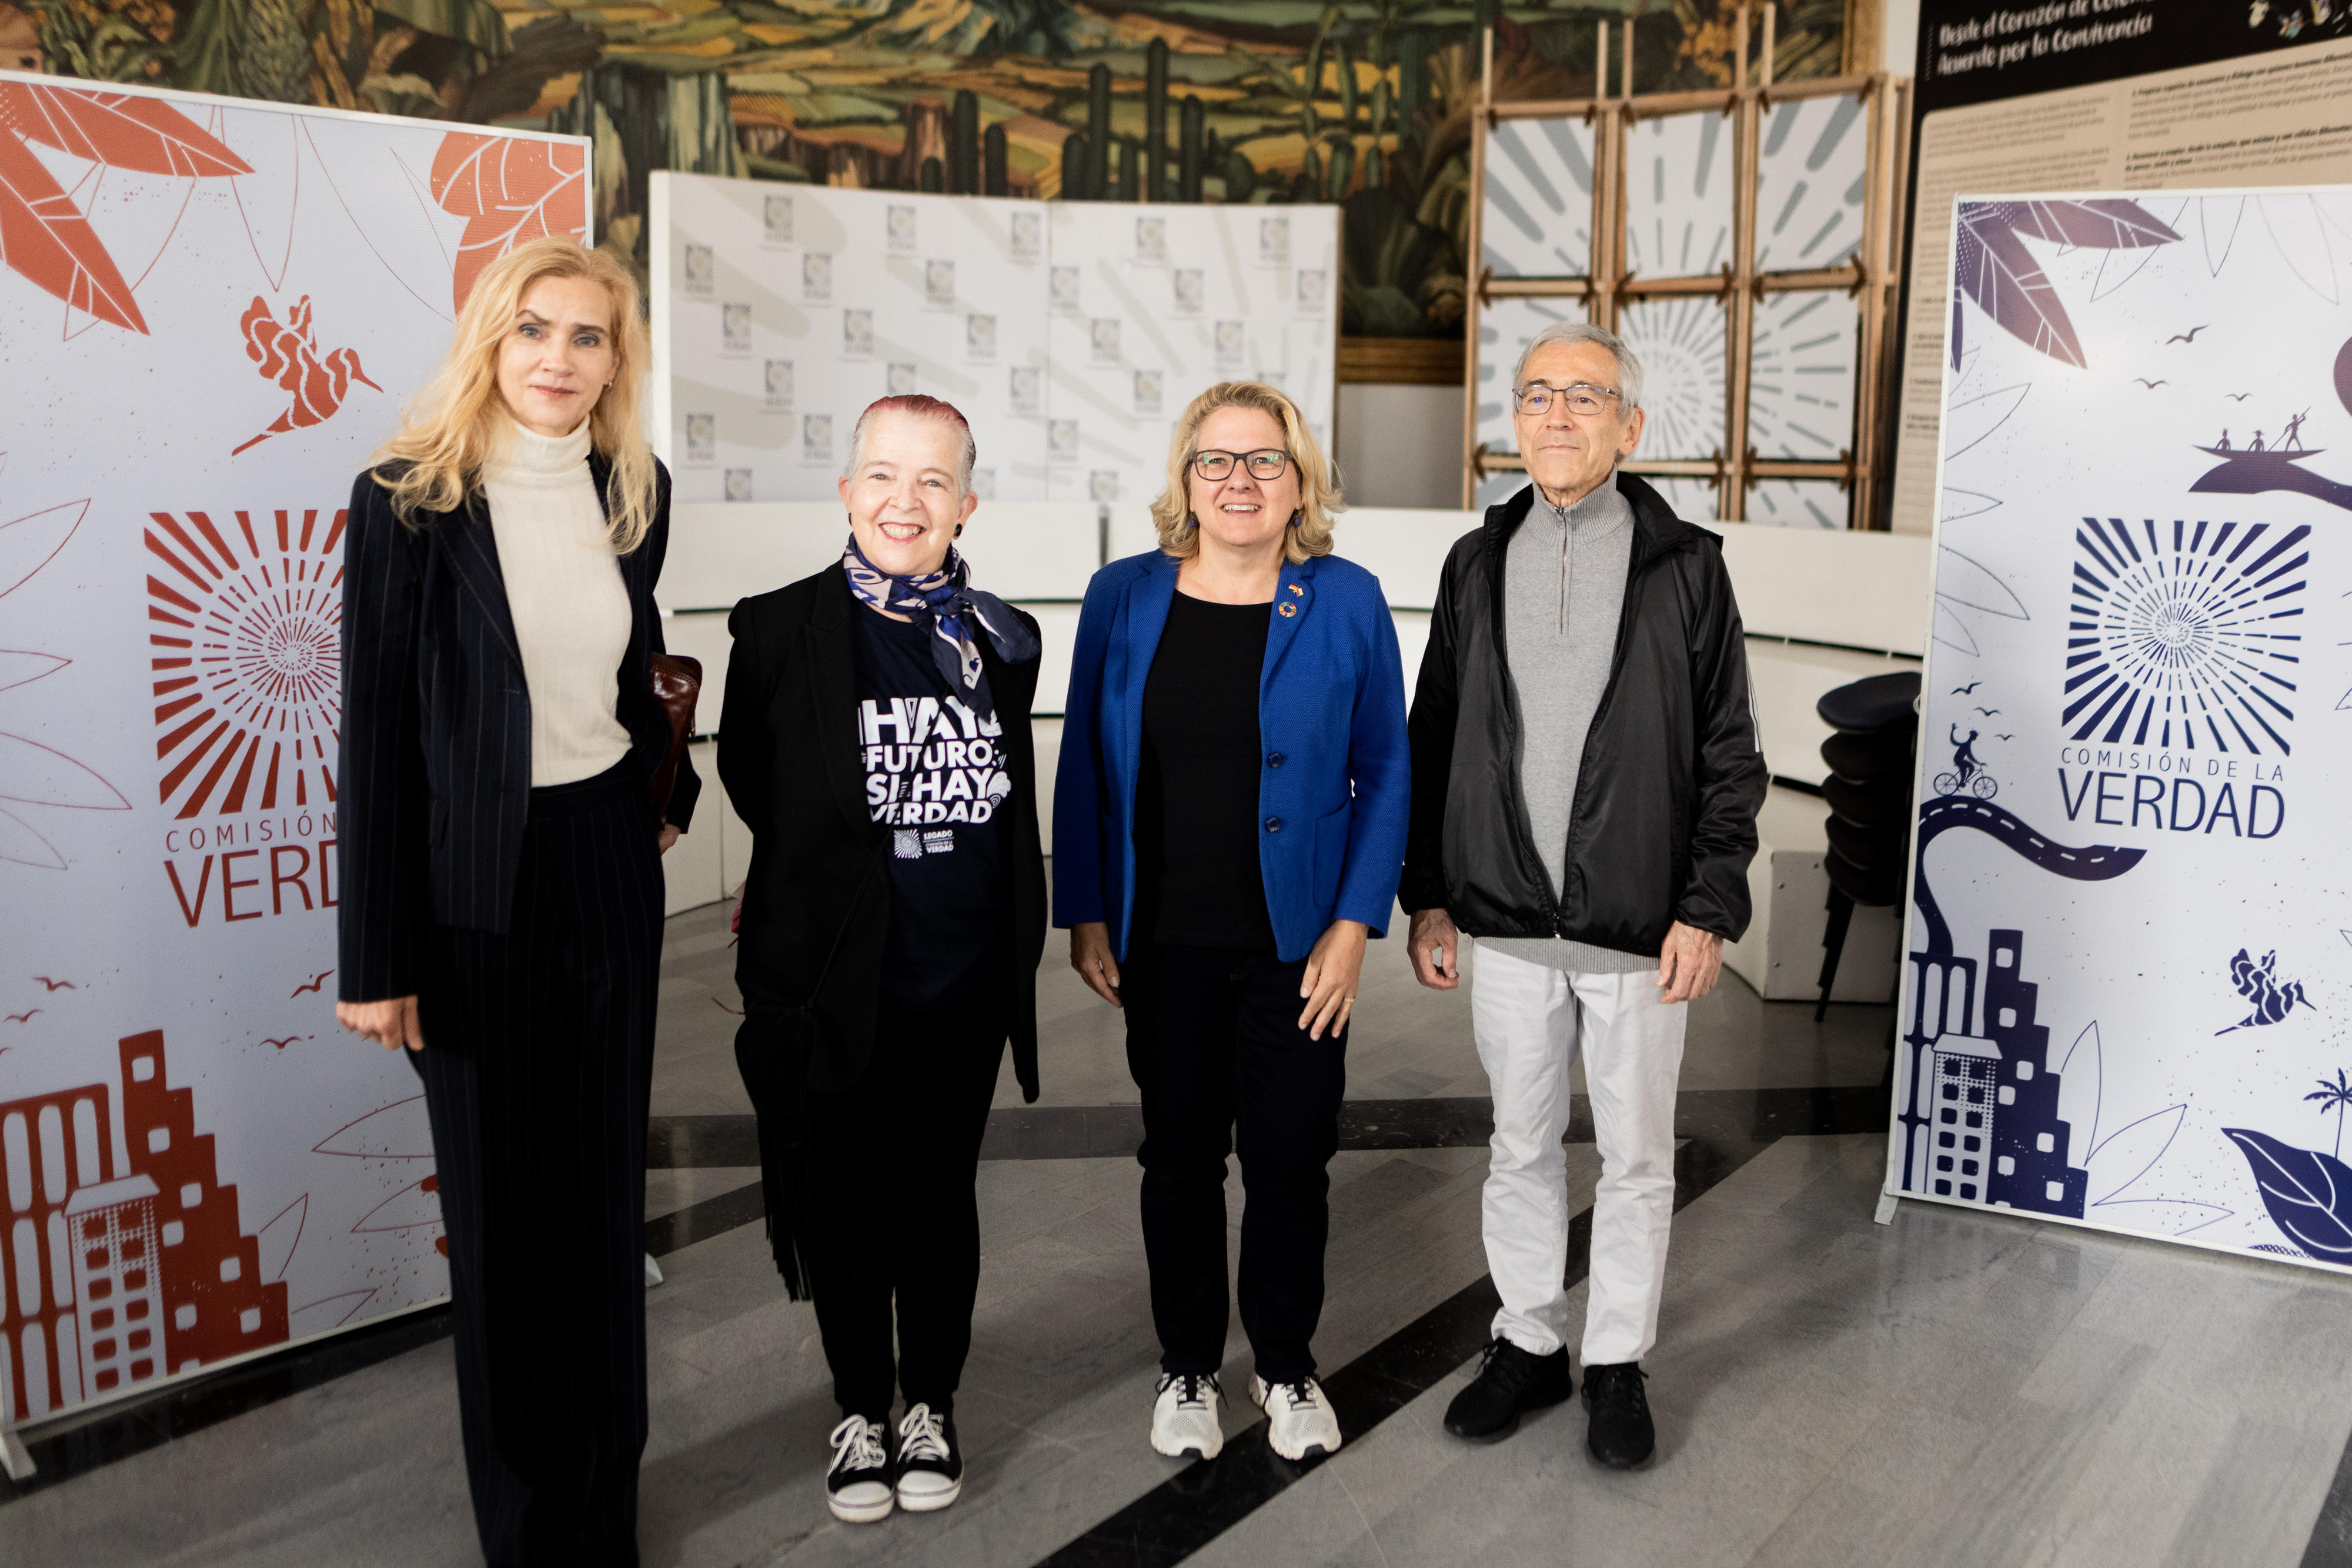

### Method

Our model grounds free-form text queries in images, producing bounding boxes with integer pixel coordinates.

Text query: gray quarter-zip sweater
[1480,477,1652,974]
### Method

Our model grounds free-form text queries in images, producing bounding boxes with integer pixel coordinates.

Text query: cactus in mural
[1061,129,1085,202]
[951,88,978,195]
[1177,93,1202,203]
[984,121,1007,197]
[1085,61,1110,201]
[1145,34,1168,202]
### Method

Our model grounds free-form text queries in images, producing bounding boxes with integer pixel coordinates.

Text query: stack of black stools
[1813,670,1921,1029]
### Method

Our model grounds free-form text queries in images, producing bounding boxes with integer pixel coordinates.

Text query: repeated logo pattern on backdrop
[1896,187,2352,1272]
[1,68,589,1425]
[652,173,1339,510]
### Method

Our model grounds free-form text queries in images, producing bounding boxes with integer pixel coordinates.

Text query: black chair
[1813,670,1920,1024]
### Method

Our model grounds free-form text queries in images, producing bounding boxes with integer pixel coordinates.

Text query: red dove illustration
[233,296,380,456]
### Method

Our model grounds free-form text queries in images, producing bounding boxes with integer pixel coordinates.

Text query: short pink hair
[844,394,977,496]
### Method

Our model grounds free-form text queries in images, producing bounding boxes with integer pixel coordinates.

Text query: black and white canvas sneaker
[894,1402,963,1512]
[826,1414,895,1524]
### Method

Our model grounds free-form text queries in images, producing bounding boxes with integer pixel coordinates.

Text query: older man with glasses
[1402,321,1765,1467]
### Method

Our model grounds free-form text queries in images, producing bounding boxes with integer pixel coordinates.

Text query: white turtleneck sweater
[482,418,634,787]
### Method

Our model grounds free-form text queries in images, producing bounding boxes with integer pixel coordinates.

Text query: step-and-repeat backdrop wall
[1890,183,2352,1274]
[650,173,1340,515]
[0,70,587,1426]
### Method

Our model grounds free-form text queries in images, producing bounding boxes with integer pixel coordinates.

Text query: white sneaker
[825,1415,894,1524]
[1151,1372,1224,1459]
[893,1402,963,1512]
[1251,1374,1342,1461]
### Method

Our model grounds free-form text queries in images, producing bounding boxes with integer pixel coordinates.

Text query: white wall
[1335,383,1466,509]
[1885,0,1920,73]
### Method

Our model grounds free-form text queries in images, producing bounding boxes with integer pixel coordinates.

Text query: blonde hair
[371,236,659,554]
[1151,380,1342,564]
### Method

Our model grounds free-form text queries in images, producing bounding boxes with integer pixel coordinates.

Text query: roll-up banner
[1889,181,2352,1274]
[0,69,587,1430]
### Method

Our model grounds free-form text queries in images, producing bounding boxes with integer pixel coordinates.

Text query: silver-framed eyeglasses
[1512,382,1621,417]
[1192,448,1291,481]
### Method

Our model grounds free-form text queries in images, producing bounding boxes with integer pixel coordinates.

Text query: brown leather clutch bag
[648,652,701,816]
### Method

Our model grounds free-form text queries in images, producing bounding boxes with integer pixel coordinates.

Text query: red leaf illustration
[1955,203,2083,370]
[429,133,586,312]
[0,82,251,179]
[0,131,146,332]
[2011,198,2180,252]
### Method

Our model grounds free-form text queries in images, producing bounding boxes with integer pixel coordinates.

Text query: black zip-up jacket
[1399,473,1766,954]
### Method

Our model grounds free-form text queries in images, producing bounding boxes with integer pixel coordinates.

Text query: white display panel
[653,177,1338,520]
[1753,93,1868,272]
[1623,111,1735,279]
[1616,296,1728,460]
[1482,116,1596,279]
[1749,290,1859,461]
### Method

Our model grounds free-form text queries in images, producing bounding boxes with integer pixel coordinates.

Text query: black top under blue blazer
[337,453,700,1004]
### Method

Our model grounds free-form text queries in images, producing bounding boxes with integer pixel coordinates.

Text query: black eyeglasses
[1512,382,1622,417]
[1191,448,1290,481]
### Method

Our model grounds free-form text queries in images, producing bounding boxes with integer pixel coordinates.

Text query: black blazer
[337,453,701,1004]
[718,564,1046,1101]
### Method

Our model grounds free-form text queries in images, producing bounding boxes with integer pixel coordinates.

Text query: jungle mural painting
[4,0,1852,339]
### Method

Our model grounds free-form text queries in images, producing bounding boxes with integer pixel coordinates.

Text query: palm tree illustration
[2306,1069,2352,1158]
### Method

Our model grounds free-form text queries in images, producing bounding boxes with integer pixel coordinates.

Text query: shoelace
[1156,1372,1221,1410]
[1268,1376,1323,1411]
[897,1402,951,1463]
[1474,1337,1537,1390]
[1588,1366,1650,1417]
[828,1415,888,1476]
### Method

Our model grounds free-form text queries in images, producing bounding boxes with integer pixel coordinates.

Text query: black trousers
[411,764,665,1568]
[801,993,1008,1422]
[1122,943,1348,1382]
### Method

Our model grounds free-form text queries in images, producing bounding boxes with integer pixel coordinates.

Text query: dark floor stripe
[1029,1126,1792,1568]
[649,1086,1896,1168]
[2301,1426,2352,1566]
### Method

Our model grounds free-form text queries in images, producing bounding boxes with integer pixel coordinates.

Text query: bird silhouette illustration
[1975,707,2002,716]
[233,296,382,456]
[1952,681,1983,694]
[260,1035,309,1050]
[4,1009,38,1024]
[2225,392,2253,402]
[2133,378,2168,389]
[31,977,74,991]
[1996,733,2014,741]
[2166,326,2208,344]
[290,970,333,997]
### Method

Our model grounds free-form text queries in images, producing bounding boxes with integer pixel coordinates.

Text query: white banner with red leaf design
[0,69,587,1430]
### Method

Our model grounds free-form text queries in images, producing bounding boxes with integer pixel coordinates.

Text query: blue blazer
[1054,548,1411,964]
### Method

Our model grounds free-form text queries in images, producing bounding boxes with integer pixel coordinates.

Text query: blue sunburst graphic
[2066,517,2307,754]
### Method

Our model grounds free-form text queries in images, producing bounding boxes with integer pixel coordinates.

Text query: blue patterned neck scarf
[841,536,1039,718]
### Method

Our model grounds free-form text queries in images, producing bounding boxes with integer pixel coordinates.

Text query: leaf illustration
[0,650,68,694]
[1939,489,2002,523]
[0,500,89,599]
[2201,196,2245,274]
[1955,205,2084,369]
[2223,1128,2352,1265]
[0,82,251,179]
[0,133,146,332]
[429,133,587,312]
[0,732,132,809]
[0,803,65,869]
[1936,546,2031,619]
[2010,199,2181,251]
[1943,382,2029,460]
[2260,194,2340,305]
[1932,601,1980,657]
[2083,1104,2184,1205]
[2059,1021,2103,1154]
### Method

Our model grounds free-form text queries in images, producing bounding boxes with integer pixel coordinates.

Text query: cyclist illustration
[1935,724,1998,799]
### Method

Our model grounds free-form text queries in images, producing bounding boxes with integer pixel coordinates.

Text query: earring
[954,523,964,537]
[1289,510,1302,528]
[1185,512,1197,529]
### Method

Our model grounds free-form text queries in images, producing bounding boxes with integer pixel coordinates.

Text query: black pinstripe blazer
[336,452,701,1004]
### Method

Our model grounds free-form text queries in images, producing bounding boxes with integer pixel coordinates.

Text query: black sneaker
[894,1402,963,1512]
[1443,1337,1575,1442]
[826,1414,895,1523]
[1581,1362,1655,1469]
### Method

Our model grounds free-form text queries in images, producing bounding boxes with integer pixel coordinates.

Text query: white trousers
[1470,944,1688,1366]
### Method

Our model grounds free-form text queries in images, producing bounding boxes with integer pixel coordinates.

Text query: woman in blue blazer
[1055,381,1409,1465]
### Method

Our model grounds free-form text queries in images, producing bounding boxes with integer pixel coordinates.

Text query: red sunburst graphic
[146,509,344,820]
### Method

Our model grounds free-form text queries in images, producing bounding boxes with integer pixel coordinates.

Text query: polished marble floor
[5,901,2350,1567]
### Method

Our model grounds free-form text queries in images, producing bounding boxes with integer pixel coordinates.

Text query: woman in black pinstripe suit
[334,236,696,1568]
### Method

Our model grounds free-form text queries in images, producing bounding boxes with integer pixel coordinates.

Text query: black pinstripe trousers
[412,762,665,1568]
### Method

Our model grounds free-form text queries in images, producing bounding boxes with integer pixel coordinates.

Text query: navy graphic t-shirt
[853,606,1011,1010]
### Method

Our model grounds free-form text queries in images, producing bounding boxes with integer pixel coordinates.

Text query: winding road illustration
[1913,796,2144,954]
